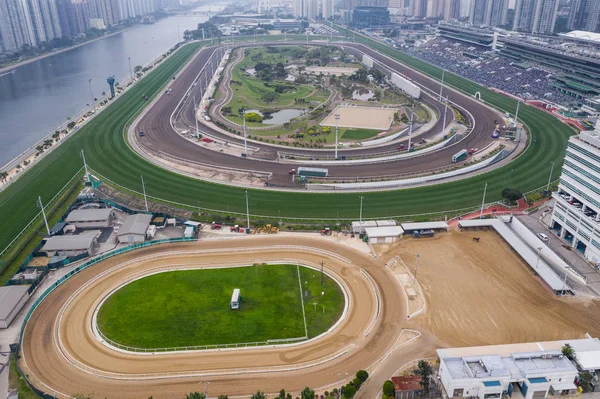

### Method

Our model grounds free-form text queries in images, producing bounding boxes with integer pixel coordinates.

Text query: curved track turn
[20,237,436,398]
[135,43,502,185]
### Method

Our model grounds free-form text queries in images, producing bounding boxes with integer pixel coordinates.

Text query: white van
[537,233,549,242]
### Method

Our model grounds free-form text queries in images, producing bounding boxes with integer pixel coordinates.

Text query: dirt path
[386,230,600,348]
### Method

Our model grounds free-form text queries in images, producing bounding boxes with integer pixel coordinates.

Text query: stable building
[0,285,32,328]
[41,234,98,257]
[392,375,424,399]
[365,226,404,244]
[65,208,116,229]
[437,341,581,399]
[117,213,153,244]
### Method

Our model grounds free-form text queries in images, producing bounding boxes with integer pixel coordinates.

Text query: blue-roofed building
[437,343,579,399]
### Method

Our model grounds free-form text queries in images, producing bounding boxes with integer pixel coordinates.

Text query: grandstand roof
[562,31,600,43]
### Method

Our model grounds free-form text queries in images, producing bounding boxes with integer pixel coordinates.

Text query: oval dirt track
[20,236,420,399]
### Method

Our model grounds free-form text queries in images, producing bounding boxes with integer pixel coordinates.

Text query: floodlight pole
[38,196,50,235]
[546,161,555,192]
[128,56,133,83]
[439,69,444,101]
[535,247,542,269]
[359,196,364,224]
[479,182,488,219]
[514,100,520,125]
[408,105,414,149]
[413,254,419,284]
[88,78,95,111]
[242,108,248,156]
[141,175,149,213]
[193,96,200,138]
[321,261,324,286]
[334,113,340,160]
[245,190,250,230]
[442,95,448,133]
[80,149,89,181]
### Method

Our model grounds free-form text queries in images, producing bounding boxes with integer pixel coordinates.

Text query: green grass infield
[96,264,345,349]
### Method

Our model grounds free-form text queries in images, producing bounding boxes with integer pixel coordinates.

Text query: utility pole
[413,254,419,284]
[546,161,555,192]
[141,175,149,213]
[479,182,488,219]
[242,108,248,156]
[37,196,50,235]
[88,78,95,111]
[193,96,200,138]
[245,190,250,230]
[80,149,89,181]
[359,196,364,224]
[321,261,324,286]
[442,95,448,134]
[334,113,340,160]
[128,56,133,83]
[439,69,445,101]
[408,105,414,149]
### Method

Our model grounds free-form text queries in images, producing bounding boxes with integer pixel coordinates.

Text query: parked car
[139,131,145,137]
[537,233,549,242]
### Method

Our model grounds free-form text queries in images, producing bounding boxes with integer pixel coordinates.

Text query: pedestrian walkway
[448,198,550,228]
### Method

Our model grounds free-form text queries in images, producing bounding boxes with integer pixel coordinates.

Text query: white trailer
[391,73,421,99]
[230,288,240,310]
[362,55,374,68]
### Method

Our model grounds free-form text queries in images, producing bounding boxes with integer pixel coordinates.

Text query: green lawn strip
[298,265,345,338]
[98,265,313,348]
[0,35,569,255]
[9,355,42,399]
[342,128,383,141]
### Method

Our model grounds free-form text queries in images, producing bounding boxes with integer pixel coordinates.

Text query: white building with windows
[550,121,600,265]
[437,342,581,399]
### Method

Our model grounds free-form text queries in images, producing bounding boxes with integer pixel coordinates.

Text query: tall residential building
[443,0,460,20]
[322,0,334,18]
[0,0,30,51]
[409,0,427,17]
[426,0,444,18]
[306,0,317,18]
[459,0,470,17]
[469,0,507,27]
[567,0,600,32]
[550,123,600,265]
[513,0,559,33]
[294,0,306,17]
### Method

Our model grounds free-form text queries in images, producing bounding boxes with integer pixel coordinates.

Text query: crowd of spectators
[406,36,573,106]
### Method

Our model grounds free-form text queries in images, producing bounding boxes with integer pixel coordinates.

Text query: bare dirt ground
[384,230,600,348]
[20,232,600,399]
[321,105,398,130]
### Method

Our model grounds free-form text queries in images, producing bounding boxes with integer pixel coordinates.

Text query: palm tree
[251,391,267,399]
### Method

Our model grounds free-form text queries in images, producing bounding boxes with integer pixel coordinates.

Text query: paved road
[135,43,501,185]
[518,206,600,296]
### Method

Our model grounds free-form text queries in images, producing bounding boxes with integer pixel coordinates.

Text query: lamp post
[37,196,50,235]
[359,196,364,224]
[128,56,133,83]
[535,247,542,269]
[439,69,445,101]
[141,175,149,213]
[413,253,419,284]
[242,108,248,156]
[479,182,488,219]
[88,78,95,111]
[407,105,415,149]
[334,113,340,160]
[245,190,250,230]
[546,161,555,192]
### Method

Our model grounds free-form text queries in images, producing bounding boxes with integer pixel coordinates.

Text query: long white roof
[365,226,404,238]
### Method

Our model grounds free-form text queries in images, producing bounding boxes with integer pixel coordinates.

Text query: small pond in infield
[352,88,375,101]
[247,109,305,125]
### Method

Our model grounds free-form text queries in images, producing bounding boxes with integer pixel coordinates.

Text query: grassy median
[0,35,570,256]
[97,264,344,348]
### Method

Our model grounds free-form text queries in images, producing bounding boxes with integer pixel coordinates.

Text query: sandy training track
[20,232,600,399]
[20,236,417,398]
